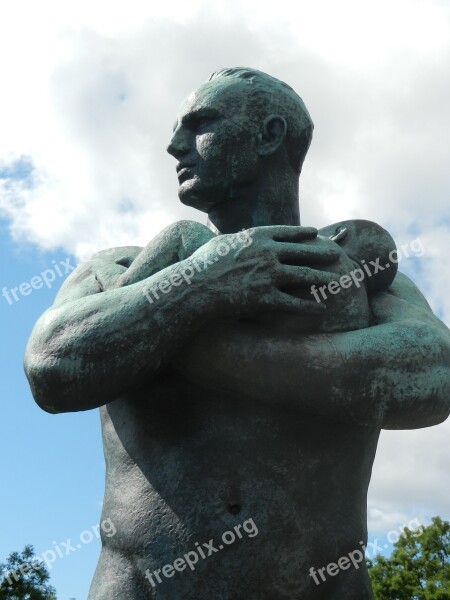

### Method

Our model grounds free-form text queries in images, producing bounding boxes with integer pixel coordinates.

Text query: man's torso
[89,365,379,599]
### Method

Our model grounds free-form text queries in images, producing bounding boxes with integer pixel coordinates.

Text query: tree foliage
[368,516,450,599]
[0,545,57,600]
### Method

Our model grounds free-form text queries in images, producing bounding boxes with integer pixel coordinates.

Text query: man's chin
[178,187,218,213]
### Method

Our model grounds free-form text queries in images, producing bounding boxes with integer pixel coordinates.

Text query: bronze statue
[25,68,450,599]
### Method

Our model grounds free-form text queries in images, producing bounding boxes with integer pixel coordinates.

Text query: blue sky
[0,220,105,598]
[1,0,449,597]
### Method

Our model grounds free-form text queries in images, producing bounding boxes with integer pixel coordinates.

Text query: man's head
[209,68,314,175]
[167,67,313,213]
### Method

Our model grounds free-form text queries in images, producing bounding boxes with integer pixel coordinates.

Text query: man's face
[167,79,261,212]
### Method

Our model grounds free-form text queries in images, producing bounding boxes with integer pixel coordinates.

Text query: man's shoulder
[51,246,143,307]
[90,245,143,266]
[65,245,144,291]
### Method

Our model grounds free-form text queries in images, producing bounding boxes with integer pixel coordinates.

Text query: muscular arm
[24,221,218,413]
[24,223,333,414]
[174,272,450,429]
[24,256,218,414]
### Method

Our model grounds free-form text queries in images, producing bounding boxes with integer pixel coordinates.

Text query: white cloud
[1,0,449,534]
[368,418,450,537]
[1,0,449,257]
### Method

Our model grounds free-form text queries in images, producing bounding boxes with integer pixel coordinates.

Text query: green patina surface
[24,68,450,599]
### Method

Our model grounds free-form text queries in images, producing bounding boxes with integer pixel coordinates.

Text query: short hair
[208,67,314,175]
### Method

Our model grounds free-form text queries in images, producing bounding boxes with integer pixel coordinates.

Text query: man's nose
[166,126,190,159]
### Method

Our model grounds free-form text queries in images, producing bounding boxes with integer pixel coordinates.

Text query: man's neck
[207,167,300,234]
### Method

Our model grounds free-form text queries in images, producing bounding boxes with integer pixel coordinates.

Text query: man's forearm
[24,260,219,413]
[175,307,450,429]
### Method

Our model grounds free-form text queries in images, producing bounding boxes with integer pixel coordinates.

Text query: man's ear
[258,115,287,157]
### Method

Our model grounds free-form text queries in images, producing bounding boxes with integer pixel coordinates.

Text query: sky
[0,0,449,597]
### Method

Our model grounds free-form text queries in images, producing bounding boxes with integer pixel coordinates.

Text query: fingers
[264,291,326,314]
[276,265,338,289]
[276,242,340,265]
[256,225,318,242]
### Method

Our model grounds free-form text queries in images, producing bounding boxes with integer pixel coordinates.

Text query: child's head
[319,219,398,295]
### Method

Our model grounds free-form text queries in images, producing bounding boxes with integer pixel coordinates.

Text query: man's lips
[176,165,195,183]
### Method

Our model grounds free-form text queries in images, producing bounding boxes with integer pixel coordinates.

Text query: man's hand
[208,229,371,334]
[297,233,371,332]
[188,225,342,318]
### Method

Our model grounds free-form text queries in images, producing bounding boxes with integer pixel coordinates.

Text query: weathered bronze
[25,68,450,599]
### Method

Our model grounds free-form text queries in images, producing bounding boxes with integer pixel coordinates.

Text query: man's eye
[194,118,212,130]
